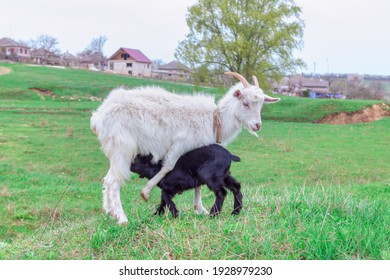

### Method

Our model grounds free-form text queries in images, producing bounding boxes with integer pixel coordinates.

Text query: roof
[0,37,29,48]
[62,51,77,60]
[159,60,190,71]
[109,48,152,64]
[30,48,58,57]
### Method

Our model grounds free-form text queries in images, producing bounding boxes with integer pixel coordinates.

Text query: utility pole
[327,59,330,73]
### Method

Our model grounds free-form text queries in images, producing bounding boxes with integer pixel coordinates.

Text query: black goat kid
[131,144,242,218]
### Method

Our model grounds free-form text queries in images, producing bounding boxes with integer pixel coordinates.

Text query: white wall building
[108,48,152,77]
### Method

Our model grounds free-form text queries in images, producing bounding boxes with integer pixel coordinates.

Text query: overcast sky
[1,0,389,75]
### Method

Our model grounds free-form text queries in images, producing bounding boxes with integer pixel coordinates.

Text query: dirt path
[315,103,390,124]
[0,66,11,75]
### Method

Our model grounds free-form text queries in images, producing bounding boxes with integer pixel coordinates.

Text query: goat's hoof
[140,192,149,202]
[194,209,209,215]
[105,209,115,218]
[117,215,128,225]
[194,205,209,215]
[154,210,165,216]
[209,212,220,217]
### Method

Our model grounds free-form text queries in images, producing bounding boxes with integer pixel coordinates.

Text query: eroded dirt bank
[315,103,390,124]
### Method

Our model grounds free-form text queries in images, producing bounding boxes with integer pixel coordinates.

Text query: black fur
[131,144,242,218]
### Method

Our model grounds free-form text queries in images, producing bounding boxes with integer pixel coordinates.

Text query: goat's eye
[243,101,250,107]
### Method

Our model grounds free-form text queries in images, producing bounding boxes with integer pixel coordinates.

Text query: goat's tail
[230,154,240,162]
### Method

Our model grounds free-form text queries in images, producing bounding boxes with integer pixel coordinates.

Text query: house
[0,37,30,62]
[107,48,152,77]
[290,75,330,94]
[78,51,106,70]
[30,48,61,65]
[61,51,78,67]
[274,75,330,96]
[152,60,191,82]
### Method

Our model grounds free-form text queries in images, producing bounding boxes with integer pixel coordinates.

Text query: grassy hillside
[0,62,383,122]
[0,62,389,260]
[0,62,224,100]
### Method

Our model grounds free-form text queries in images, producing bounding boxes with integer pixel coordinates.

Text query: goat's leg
[210,189,227,217]
[141,144,186,201]
[155,194,166,215]
[194,186,209,214]
[140,166,172,201]
[103,172,114,217]
[161,191,179,218]
[103,169,128,224]
[207,178,227,217]
[224,176,243,215]
[112,180,128,224]
[104,146,134,224]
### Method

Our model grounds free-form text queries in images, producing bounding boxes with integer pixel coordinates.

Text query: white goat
[91,72,280,224]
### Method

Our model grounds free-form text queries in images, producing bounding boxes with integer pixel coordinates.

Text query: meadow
[0,63,389,260]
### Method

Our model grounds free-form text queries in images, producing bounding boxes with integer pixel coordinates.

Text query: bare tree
[29,34,60,64]
[369,82,386,100]
[152,59,164,70]
[88,35,107,56]
[31,34,60,54]
[79,35,108,70]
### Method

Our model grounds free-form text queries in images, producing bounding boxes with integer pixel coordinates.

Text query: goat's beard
[243,123,259,138]
[247,128,259,138]
[237,120,259,138]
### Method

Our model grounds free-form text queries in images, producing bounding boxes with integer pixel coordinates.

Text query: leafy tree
[175,0,305,87]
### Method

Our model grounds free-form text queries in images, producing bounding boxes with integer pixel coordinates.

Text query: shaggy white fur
[91,76,280,224]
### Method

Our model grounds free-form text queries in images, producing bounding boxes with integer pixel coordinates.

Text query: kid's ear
[233,90,242,99]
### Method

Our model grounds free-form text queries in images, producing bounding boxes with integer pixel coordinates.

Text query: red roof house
[0,37,30,62]
[108,47,152,77]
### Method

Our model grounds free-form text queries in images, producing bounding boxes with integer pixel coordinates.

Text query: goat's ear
[264,94,280,103]
[233,90,242,99]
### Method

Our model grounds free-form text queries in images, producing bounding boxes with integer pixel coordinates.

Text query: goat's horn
[252,75,259,87]
[224,72,250,88]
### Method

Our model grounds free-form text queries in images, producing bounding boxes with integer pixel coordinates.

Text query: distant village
[0,37,191,82]
[1,36,389,100]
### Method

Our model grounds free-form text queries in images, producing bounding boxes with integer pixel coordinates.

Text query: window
[128,70,132,75]
[126,63,132,67]
[121,53,130,60]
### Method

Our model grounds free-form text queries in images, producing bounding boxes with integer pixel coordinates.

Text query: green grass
[0,63,389,260]
[0,62,224,100]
